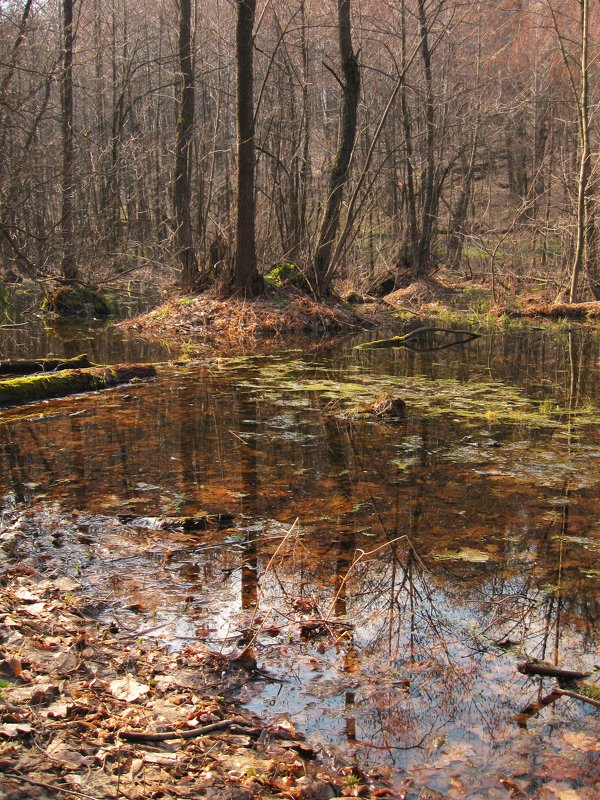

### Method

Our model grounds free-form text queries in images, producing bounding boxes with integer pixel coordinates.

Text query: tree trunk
[175,0,198,292]
[61,0,77,281]
[570,0,591,302]
[312,0,360,297]
[233,0,262,296]
[414,0,436,278]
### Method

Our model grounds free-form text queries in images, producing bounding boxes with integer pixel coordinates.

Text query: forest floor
[0,508,413,800]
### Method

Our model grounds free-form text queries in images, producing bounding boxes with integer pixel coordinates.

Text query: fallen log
[517,660,591,682]
[0,364,157,406]
[0,354,94,376]
[355,327,482,351]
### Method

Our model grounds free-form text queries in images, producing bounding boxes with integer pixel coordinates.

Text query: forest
[0,0,599,307]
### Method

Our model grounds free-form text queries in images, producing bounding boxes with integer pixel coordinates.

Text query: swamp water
[1,309,600,799]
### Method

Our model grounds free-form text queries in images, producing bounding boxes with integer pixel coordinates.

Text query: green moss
[578,683,600,701]
[0,371,102,403]
[43,284,114,318]
[264,262,303,291]
[0,365,156,406]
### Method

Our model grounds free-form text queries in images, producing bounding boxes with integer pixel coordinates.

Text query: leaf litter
[0,509,402,800]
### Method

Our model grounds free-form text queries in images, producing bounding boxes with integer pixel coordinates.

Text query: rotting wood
[355,326,482,351]
[0,353,93,376]
[0,364,157,406]
[517,661,591,682]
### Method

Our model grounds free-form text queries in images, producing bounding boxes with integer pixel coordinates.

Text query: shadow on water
[1,315,600,798]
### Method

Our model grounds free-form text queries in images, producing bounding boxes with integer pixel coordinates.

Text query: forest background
[0,0,598,308]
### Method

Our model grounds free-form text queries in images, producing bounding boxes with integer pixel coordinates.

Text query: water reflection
[1,323,599,797]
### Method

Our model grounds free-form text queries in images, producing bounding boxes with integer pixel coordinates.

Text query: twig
[556,688,600,710]
[4,773,101,800]
[119,716,259,742]
[324,536,408,620]
[250,518,300,628]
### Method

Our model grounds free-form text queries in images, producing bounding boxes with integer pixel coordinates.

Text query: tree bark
[175,0,198,292]
[60,0,78,281]
[312,0,360,297]
[233,0,262,296]
[569,0,591,302]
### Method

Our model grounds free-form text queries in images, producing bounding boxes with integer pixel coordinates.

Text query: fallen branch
[355,327,482,351]
[514,690,562,727]
[556,688,600,711]
[517,661,591,682]
[119,716,260,742]
[4,772,101,800]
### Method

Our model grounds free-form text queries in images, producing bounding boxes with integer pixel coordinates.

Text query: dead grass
[383,277,455,309]
[120,287,385,354]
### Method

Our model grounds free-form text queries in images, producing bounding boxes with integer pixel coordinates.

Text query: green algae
[230,358,599,431]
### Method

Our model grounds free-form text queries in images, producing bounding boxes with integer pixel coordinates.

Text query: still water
[1,302,599,799]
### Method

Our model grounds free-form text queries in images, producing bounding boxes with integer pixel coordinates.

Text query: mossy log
[355,327,482,351]
[0,364,157,406]
[0,354,93,376]
[42,284,113,317]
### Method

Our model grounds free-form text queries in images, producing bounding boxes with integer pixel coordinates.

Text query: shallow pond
[1,304,600,799]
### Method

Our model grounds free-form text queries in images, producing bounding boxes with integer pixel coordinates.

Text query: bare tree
[233,0,263,296]
[312,0,360,297]
[174,0,198,291]
[61,0,78,281]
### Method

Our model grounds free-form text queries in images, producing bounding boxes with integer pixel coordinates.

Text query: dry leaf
[46,738,88,770]
[0,723,33,738]
[46,702,71,719]
[109,676,150,702]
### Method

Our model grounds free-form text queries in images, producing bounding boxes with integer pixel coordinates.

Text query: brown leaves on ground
[120,288,381,354]
[0,524,400,800]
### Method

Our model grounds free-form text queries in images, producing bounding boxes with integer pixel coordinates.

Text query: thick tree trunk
[233,0,262,296]
[61,0,77,281]
[312,0,360,297]
[175,0,198,292]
